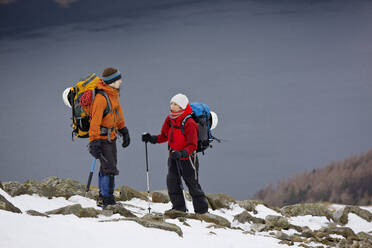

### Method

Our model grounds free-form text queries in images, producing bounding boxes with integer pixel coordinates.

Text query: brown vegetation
[254,149,372,207]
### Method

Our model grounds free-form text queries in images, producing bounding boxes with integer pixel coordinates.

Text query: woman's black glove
[142,133,157,144]
[171,150,188,160]
[119,127,130,148]
[89,140,102,159]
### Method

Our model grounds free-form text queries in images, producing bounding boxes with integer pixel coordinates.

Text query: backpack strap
[95,89,114,141]
[180,114,193,136]
[95,89,113,118]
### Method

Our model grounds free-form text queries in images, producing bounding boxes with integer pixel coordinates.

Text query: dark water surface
[0,0,371,199]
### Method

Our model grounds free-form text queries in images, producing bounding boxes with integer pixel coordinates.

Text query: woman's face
[170,102,182,112]
[109,79,122,89]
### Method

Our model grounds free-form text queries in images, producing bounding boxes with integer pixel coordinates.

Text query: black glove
[118,127,130,148]
[142,133,157,144]
[171,150,188,160]
[89,140,102,159]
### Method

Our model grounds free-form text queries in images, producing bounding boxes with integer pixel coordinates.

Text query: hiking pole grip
[85,158,97,197]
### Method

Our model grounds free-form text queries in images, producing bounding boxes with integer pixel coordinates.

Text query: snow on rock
[1,188,372,248]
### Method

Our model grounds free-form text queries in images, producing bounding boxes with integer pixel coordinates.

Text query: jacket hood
[169,104,193,123]
[97,79,119,97]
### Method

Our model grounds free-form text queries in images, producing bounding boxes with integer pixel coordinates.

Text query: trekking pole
[144,141,151,213]
[175,160,188,212]
[85,158,97,197]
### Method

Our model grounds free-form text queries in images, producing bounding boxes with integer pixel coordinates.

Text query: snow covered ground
[1,188,371,248]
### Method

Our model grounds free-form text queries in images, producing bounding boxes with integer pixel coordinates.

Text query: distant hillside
[254,149,372,207]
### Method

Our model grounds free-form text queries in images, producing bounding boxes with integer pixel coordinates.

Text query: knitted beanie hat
[170,93,189,109]
[102,67,122,84]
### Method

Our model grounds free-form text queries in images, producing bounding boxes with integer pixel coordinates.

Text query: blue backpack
[180,102,219,153]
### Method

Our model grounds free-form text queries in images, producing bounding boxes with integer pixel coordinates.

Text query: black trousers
[167,155,208,214]
[99,140,119,176]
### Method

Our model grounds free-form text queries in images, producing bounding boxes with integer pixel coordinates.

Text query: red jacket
[156,104,198,159]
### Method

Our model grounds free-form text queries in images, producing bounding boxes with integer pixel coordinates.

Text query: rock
[265,215,291,230]
[142,213,164,222]
[301,226,316,238]
[26,210,49,217]
[45,204,100,218]
[206,193,236,210]
[251,223,268,232]
[1,181,29,196]
[126,217,183,237]
[233,210,265,224]
[104,204,136,218]
[119,185,147,201]
[151,191,170,203]
[333,207,349,225]
[2,177,87,199]
[207,224,227,229]
[0,182,3,190]
[290,234,304,242]
[237,200,263,214]
[0,194,22,213]
[319,226,358,240]
[164,210,231,227]
[357,232,372,242]
[281,203,333,220]
[192,213,231,228]
[278,240,294,246]
[275,230,291,241]
[334,206,372,225]
[43,177,86,198]
[164,209,188,219]
[100,217,183,237]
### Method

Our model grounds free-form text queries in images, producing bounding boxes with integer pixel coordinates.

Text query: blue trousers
[98,172,115,197]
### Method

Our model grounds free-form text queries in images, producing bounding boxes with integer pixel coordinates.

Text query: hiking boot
[96,195,104,207]
[103,195,116,206]
[97,195,116,207]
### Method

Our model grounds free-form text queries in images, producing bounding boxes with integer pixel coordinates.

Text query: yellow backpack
[65,73,112,139]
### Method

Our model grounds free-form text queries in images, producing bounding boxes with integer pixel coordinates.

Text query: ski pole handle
[85,158,97,195]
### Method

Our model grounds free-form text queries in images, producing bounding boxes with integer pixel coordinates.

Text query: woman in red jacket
[142,94,208,214]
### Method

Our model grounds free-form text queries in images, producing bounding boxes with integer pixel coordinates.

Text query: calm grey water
[0,0,371,199]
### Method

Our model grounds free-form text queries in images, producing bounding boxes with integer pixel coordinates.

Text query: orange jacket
[89,79,126,141]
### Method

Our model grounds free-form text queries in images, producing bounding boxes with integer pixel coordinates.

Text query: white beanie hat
[170,93,189,110]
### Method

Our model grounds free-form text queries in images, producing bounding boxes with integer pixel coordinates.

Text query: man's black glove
[89,140,102,159]
[171,150,188,160]
[118,127,130,148]
[142,133,157,144]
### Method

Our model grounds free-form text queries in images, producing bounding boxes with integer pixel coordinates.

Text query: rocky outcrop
[281,203,333,220]
[0,194,22,213]
[45,204,100,218]
[265,215,291,229]
[1,177,89,199]
[45,203,136,219]
[206,193,236,210]
[233,210,265,224]
[104,204,136,218]
[119,186,147,201]
[164,209,231,227]
[237,200,280,214]
[100,215,183,237]
[150,191,170,203]
[333,206,372,225]
[26,210,49,217]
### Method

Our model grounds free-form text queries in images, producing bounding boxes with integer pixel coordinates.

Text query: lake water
[0,0,371,199]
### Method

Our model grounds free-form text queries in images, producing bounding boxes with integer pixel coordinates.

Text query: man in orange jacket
[88,67,130,207]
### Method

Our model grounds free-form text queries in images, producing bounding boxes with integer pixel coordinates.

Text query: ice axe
[85,155,108,197]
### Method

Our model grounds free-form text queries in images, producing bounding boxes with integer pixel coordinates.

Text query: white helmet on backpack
[210,111,218,130]
[62,87,72,108]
